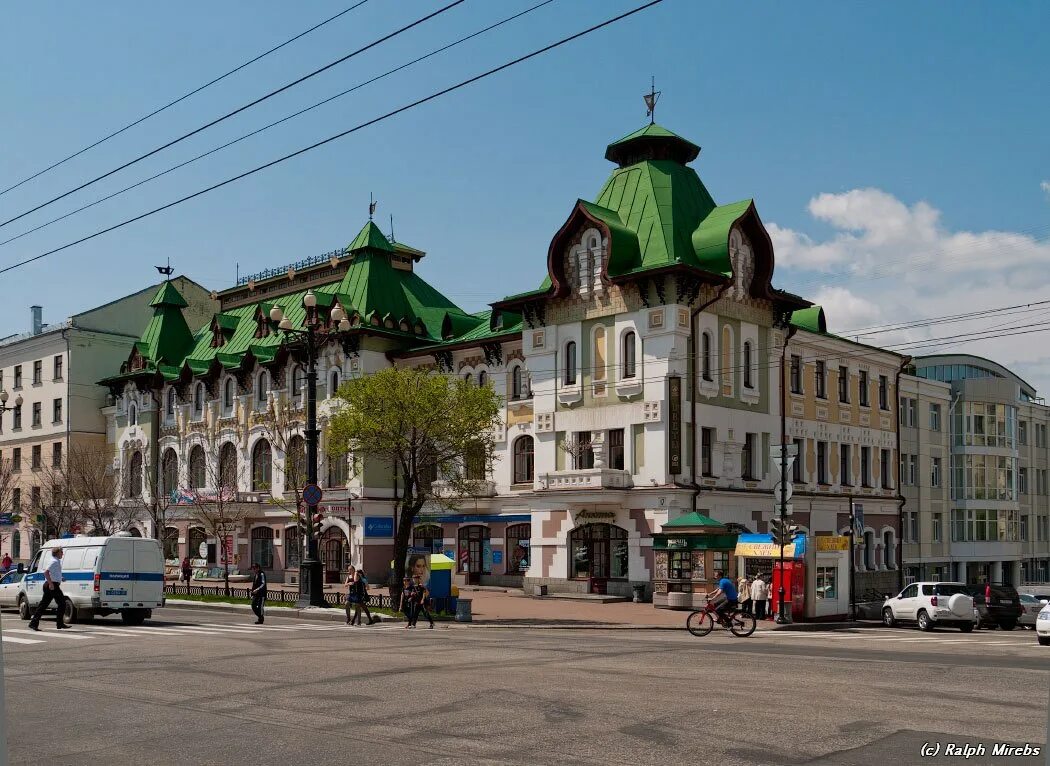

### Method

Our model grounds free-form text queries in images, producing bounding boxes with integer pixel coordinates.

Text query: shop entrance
[320,527,348,583]
[569,524,628,592]
[458,525,490,584]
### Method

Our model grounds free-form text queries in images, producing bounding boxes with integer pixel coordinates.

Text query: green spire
[149,280,189,308]
[347,220,394,254]
[138,281,194,365]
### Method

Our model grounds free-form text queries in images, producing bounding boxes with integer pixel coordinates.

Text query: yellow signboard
[816,535,850,552]
[735,541,797,558]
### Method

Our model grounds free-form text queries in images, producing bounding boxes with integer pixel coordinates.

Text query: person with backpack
[344,565,359,625]
[351,567,377,626]
[412,573,435,629]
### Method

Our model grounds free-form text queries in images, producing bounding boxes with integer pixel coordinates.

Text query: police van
[17,532,165,625]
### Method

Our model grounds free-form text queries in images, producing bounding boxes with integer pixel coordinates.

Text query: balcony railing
[430,479,497,498]
[541,468,633,490]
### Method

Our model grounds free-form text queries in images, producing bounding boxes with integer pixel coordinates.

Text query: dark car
[965,583,1023,630]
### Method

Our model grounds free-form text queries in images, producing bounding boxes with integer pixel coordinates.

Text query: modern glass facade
[916,363,1001,383]
[951,454,1017,501]
[952,402,1016,448]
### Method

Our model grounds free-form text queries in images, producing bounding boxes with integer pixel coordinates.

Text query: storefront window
[569,524,628,579]
[712,550,729,575]
[162,526,179,561]
[816,567,837,600]
[188,527,212,564]
[413,524,444,554]
[669,550,691,579]
[458,525,491,574]
[251,527,274,569]
[286,527,301,569]
[505,523,530,574]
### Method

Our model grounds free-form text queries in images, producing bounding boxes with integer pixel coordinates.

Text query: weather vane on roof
[644,76,661,124]
[369,192,377,221]
[389,214,396,243]
[155,257,174,277]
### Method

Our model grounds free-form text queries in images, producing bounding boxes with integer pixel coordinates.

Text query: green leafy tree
[326,366,501,596]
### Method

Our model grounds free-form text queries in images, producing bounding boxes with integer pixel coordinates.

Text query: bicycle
[686,601,757,638]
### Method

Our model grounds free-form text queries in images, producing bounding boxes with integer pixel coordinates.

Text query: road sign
[772,481,794,504]
[302,483,323,506]
[0,513,12,526]
[769,443,798,460]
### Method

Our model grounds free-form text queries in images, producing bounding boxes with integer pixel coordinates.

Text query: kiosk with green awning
[652,512,739,610]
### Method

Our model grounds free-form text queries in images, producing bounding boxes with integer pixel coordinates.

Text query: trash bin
[632,584,647,603]
[455,597,473,622]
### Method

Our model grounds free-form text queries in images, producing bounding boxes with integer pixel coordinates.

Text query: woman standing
[751,576,768,620]
[344,565,358,625]
[738,575,753,614]
[352,568,377,626]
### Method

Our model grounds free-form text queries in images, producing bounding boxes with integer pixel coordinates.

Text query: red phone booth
[771,561,806,621]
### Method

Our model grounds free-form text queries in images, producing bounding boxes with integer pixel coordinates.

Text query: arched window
[327,448,348,487]
[465,442,486,481]
[701,331,713,382]
[11,529,20,559]
[743,341,753,389]
[458,525,491,575]
[564,341,577,385]
[166,388,176,417]
[223,378,235,413]
[257,372,269,405]
[478,370,488,388]
[413,524,444,554]
[292,366,304,404]
[219,442,238,490]
[188,527,210,564]
[160,448,178,498]
[464,372,473,385]
[251,527,274,569]
[127,451,143,498]
[512,436,534,484]
[863,530,875,570]
[286,435,306,487]
[252,439,272,491]
[622,331,637,379]
[162,526,179,560]
[188,445,206,490]
[506,523,531,574]
[593,326,607,382]
[329,368,341,396]
[721,326,733,388]
[569,523,628,580]
[285,526,301,569]
[128,404,137,427]
[193,383,204,417]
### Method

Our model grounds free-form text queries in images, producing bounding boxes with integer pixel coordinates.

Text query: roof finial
[643,76,661,125]
[389,214,396,243]
[155,256,174,277]
[368,192,377,221]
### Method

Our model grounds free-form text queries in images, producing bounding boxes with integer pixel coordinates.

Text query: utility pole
[848,494,856,621]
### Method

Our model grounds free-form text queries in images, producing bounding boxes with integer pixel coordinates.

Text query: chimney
[31,306,42,335]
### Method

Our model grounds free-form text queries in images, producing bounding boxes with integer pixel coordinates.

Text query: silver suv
[882,582,976,632]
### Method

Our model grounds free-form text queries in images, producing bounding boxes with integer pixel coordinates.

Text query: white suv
[1037,602,1050,646]
[882,582,975,632]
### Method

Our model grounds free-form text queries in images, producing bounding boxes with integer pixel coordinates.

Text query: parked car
[0,570,25,607]
[1019,594,1043,628]
[882,582,975,632]
[1037,602,1050,646]
[965,583,1023,630]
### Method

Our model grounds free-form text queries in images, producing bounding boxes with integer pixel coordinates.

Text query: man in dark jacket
[250,563,267,624]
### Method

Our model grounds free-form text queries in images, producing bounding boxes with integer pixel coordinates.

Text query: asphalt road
[2,608,1047,766]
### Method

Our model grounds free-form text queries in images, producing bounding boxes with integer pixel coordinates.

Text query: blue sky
[1,2,1047,382]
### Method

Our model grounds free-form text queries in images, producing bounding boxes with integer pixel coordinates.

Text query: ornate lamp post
[0,390,23,418]
[269,291,350,608]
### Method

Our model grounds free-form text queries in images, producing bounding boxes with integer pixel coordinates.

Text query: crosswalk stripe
[79,629,148,637]
[2,635,43,645]
[148,627,226,635]
[6,628,93,640]
[199,623,297,631]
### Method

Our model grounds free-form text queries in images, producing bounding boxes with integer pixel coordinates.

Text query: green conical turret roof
[136,281,195,365]
[149,279,189,308]
[605,122,701,167]
[347,220,394,254]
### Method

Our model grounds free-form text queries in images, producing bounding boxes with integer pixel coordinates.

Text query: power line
[842,299,1050,337]
[0,0,466,231]
[0,0,666,277]
[0,1,371,200]
[0,0,559,251]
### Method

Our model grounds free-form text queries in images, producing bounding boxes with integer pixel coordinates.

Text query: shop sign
[576,510,616,520]
[364,517,394,538]
[492,550,503,565]
[816,535,850,552]
[735,533,806,559]
[666,538,689,549]
[668,376,682,475]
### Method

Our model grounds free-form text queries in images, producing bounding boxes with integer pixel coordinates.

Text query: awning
[652,533,737,551]
[734,533,806,559]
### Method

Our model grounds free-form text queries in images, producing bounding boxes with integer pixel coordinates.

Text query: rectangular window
[13,365,21,389]
[908,399,917,427]
[742,433,756,480]
[11,488,19,512]
[929,403,941,432]
[932,513,942,543]
[52,398,62,424]
[31,445,41,470]
[840,444,851,486]
[878,375,888,410]
[576,431,595,470]
[815,567,837,600]
[669,550,692,580]
[32,361,42,385]
[701,428,714,477]
[790,355,802,395]
[931,457,942,488]
[1019,420,1028,445]
[951,509,965,542]
[1019,467,1028,494]
[859,370,869,407]
[31,486,40,508]
[861,446,871,487]
[1020,514,1028,542]
[53,355,63,381]
[908,454,917,486]
[608,429,625,471]
[881,449,892,489]
[13,405,21,430]
[712,551,729,575]
[838,366,849,403]
[52,442,62,468]
[815,361,826,399]
[32,402,41,427]
[817,441,828,484]
[12,448,20,472]
[910,512,919,543]
[792,438,804,483]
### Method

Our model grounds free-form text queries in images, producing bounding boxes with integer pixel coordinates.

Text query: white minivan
[17,532,165,625]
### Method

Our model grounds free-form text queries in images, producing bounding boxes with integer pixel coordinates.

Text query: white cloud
[770,188,1050,392]
[1042,180,1050,197]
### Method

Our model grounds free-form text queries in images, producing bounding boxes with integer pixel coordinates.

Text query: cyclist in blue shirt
[708,569,739,619]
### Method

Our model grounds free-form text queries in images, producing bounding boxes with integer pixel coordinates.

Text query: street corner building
[91,121,983,619]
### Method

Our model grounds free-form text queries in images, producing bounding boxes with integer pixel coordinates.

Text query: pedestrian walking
[412,574,435,629]
[1,553,12,573]
[751,575,768,620]
[250,563,267,624]
[345,565,358,625]
[739,575,753,614]
[400,576,416,629]
[355,568,377,625]
[181,557,192,584]
[28,547,69,631]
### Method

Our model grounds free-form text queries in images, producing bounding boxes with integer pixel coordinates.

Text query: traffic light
[770,518,801,548]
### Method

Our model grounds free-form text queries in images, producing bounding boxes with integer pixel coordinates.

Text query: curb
[163,600,405,624]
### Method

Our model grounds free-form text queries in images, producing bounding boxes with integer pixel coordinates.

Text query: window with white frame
[166,387,176,418]
[223,378,235,415]
[931,456,942,487]
[622,331,637,379]
[257,372,269,404]
[329,367,341,396]
[564,341,577,385]
[193,383,204,418]
[701,332,713,382]
[292,366,303,404]
[858,370,869,407]
[932,513,942,543]
[860,446,871,487]
[929,403,941,431]
[815,361,826,399]
[743,341,753,389]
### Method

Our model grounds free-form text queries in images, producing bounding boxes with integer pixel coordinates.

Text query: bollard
[455,597,473,622]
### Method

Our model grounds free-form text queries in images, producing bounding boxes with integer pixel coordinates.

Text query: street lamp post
[270,292,350,608]
[0,390,23,419]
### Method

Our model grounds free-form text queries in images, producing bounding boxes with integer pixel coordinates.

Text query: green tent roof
[347,221,394,253]
[662,512,727,529]
[149,280,189,309]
